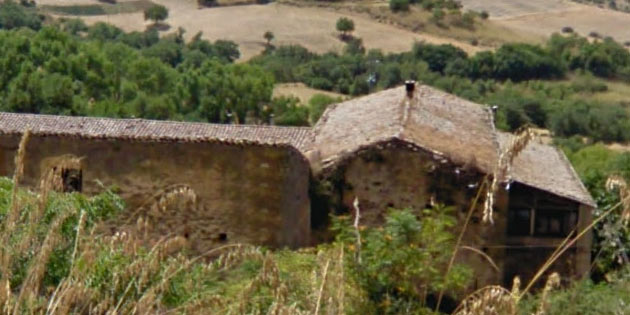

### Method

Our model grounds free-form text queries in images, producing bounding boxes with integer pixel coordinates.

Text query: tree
[0,0,42,30]
[389,0,410,12]
[197,0,216,7]
[144,5,169,25]
[335,17,355,40]
[263,31,274,46]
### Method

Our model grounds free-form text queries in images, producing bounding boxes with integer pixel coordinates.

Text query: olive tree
[144,5,169,25]
[336,17,355,40]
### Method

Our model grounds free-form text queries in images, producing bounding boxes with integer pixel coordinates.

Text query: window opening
[507,184,578,237]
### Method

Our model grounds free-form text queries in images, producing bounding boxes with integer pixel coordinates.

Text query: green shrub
[332,206,472,313]
[308,93,341,123]
[517,270,630,315]
[144,4,169,24]
[0,0,43,30]
[389,0,410,12]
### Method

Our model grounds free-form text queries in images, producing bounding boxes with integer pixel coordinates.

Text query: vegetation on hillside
[253,33,630,142]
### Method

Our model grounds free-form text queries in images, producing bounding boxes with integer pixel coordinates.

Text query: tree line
[252,32,630,142]
[4,0,630,142]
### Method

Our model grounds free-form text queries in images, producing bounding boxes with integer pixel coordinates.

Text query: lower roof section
[0,112,313,153]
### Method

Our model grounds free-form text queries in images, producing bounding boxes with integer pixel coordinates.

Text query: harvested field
[51,1,482,60]
[496,4,630,43]
[273,83,346,104]
[458,0,576,19]
[460,0,630,43]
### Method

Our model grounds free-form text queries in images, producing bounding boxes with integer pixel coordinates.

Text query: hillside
[460,0,630,44]
[40,0,485,60]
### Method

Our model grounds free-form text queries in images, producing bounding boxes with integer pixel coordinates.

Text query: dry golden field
[273,83,346,103]
[41,0,485,60]
[460,0,630,44]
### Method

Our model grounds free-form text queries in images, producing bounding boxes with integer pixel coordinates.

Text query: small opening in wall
[61,168,82,193]
[218,233,227,242]
[386,202,394,208]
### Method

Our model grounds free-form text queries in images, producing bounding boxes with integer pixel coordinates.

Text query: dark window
[217,233,227,242]
[507,208,531,236]
[61,168,82,193]
[508,184,578,238]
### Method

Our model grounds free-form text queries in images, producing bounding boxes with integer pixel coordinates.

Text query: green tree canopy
[335,17,355,39]
[263,31,274,46]
[144,5,169,25]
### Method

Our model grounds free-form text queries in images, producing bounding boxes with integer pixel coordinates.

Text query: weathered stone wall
[323,139,508,289]
[322,139,589,290]
[0,135,311,252]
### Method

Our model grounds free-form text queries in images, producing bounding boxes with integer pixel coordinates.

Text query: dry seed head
[484,127,533,223]
[606,175,630,223]
[453,285,516,315]
[535,272,561,315]
[510,276,520,299]
[13,130,31,185]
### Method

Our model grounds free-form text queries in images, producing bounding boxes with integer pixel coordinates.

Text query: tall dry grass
[0,128,622,314]
[0,132,354,314]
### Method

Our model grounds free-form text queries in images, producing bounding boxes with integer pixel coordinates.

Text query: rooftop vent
[405,80,416,98]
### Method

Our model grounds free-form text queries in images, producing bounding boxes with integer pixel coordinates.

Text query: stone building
[0,83,594,288]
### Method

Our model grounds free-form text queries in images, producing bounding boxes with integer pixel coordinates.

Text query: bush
[0,0,43,30]
[389,0,409,12]
[562,26,574,33]
[479,10,489,19]
[451,11,476,29]
[518,271,630,315]
[430,8,446,24]
[335,17,355,40]
[144,4,169,24]
[197,0,217,7]
[308,94,340,123]
[332,206,472,313]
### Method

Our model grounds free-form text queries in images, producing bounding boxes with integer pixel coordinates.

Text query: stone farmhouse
[0,83,594,289]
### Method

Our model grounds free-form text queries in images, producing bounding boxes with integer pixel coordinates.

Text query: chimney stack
[405,80,415,98]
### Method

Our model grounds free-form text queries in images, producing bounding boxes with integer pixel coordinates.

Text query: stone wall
[321,139,589,289]
[322,139,508,289]
[0,134,311,252]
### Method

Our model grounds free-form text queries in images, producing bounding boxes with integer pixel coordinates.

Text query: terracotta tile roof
[0,112,313,152]
[497,132,596,207]
[312,84,500,173]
